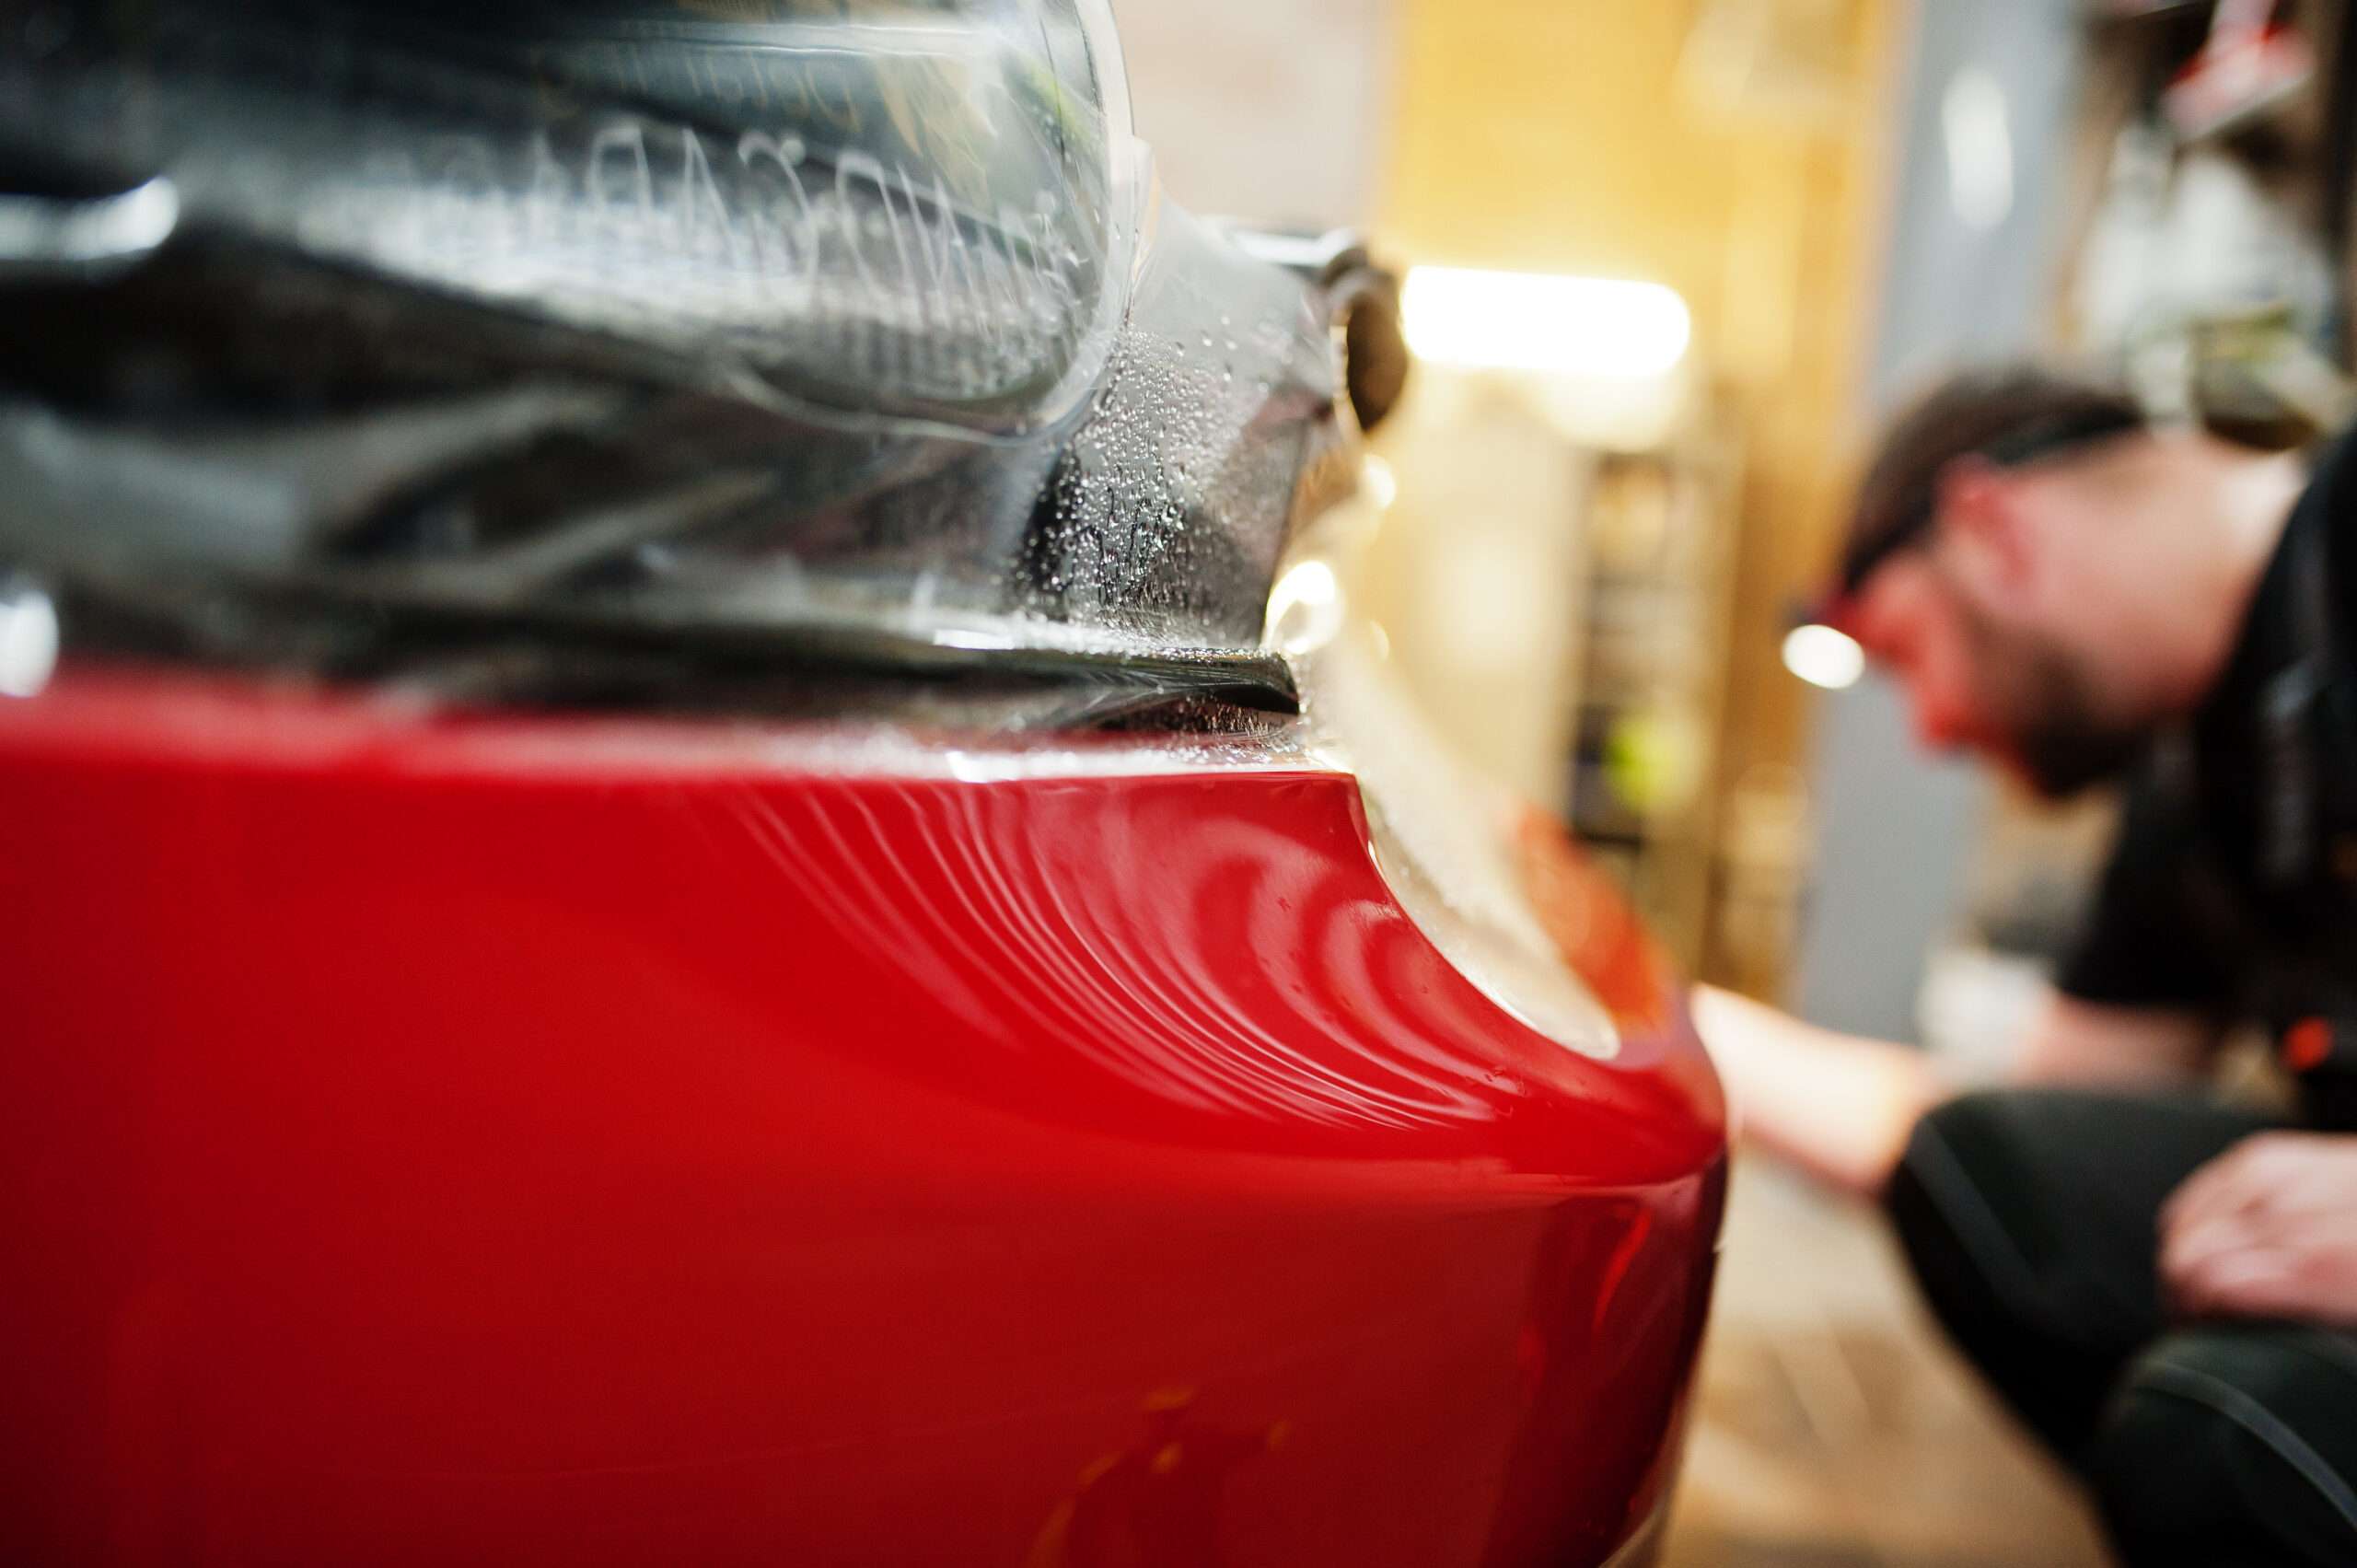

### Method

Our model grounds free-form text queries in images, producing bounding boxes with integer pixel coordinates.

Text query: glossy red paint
[0,667,1724,1567]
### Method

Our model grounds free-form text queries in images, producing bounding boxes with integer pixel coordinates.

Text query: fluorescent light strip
[1401,267,1692,377]
[1782,623,1865,691]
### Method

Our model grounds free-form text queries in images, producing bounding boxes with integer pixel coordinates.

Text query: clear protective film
[0,1,1343,703]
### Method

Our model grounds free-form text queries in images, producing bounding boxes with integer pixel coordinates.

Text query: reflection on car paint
[0,667,1722,1564]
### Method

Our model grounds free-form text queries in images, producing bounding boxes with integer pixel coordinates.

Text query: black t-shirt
[2055,762,2239,1013]
[2058,432,2357,1109]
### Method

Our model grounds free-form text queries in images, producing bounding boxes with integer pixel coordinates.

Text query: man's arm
[1692,983,2217,1200]
[2015,991,2218,1086]
[1689,984,1938,1198]
[1693,765,2234,1199]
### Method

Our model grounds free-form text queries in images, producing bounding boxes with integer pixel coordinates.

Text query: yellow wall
[1376,0,1904,993]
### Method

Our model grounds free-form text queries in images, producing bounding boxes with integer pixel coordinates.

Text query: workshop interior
[4,2,2353,1564]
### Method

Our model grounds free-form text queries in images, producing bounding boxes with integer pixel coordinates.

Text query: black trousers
[1886,1088,2357,1567]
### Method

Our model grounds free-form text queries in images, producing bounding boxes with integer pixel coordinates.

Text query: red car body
[0,1,1724,1557]
[0,664,1723,1566]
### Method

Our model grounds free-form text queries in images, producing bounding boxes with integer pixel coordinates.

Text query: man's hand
[2160,1132,2357,1324]
[1688,985,1943,1200]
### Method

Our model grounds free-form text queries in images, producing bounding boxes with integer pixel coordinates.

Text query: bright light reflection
[1401,267,1691,377]
[1943,67,2014,233]
[1360,455,1398,510]
[1782,622,1865,691]
[1266,558,1342,657]
[0,177,180,267]
[0,584,60,699]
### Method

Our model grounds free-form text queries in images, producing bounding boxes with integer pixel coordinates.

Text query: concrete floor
[1660,1157,2115,1568]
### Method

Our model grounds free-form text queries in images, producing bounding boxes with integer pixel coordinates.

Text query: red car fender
[0,666,1724,1567]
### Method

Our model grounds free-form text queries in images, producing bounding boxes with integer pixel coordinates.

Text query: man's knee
[2090,1329,2357,1567]
[1885,1087,2242,1339]
[1885,1089,2073,1330]
[1887,1089,2029,1235]
[1881,1089,2185,1458]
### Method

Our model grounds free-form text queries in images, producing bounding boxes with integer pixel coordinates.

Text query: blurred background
[1115,0,2357,1562]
